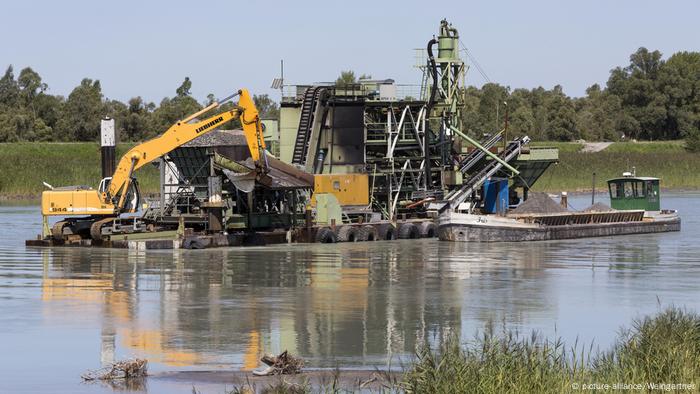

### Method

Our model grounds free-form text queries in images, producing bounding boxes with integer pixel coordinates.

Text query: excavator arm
[106,88,266,209]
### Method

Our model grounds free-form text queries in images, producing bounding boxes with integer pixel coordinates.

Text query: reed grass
[533,141,700,192]
[0,142,159,198]
[401,307,700,393]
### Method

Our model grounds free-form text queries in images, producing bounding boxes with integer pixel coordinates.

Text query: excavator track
[51,220,69,241]
[90,217,115,241]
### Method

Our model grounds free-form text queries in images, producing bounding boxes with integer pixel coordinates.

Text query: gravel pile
[511,192,568,214]
[183,129,247,147]
[583,202,615,212]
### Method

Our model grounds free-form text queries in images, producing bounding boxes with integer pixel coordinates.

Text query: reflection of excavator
[42,89,266,241]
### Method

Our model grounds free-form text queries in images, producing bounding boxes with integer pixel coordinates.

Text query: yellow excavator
[42,89,266,241]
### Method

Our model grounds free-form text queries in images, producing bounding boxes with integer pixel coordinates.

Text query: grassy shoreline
[0,142,160,199]
[1,141,698,199]
[400,307,700,393]
[532,140,700,193]
[188,307,700,393]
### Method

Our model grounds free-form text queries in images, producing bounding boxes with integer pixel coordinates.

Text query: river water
[1,192,698,393]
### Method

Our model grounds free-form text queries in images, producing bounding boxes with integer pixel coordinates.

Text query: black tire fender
[315,227,338,243]
[336,225,359,242]
[377,223,397,240]
[358,225,378,241]
[398,223,420,239]
[183,237,206,249]
[419,221,437,238]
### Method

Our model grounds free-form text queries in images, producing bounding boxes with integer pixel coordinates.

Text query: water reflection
[33,237,567,371]
[1,193,699,393]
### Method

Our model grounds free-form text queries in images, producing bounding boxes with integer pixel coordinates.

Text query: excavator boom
[107,88,265,208]
[42,88,266,220]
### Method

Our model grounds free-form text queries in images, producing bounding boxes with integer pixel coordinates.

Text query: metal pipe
[181,91,240,123]
[314,149,326,174]
[503,101,509,152]
[424,38,439,188]
[448,125,519,175]
[426,39,439,112]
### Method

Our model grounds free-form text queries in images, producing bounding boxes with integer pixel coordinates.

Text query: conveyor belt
[292,86,325,165]
[457,132,503,173]
[438,136,530,212]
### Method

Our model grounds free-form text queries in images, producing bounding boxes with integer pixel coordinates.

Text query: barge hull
[438,214,681,242]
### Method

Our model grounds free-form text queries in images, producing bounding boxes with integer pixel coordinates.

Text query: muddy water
[1,193,699,393]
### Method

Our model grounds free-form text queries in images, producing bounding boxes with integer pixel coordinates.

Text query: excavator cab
[97,177,111,194]
[97,176,140,213]
[121,179,141,213]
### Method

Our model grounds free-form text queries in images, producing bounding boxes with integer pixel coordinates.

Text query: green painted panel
[280,106,301,163]
[608,179,660,211]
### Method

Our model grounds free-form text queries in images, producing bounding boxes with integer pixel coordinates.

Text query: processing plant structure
[29,19,559,249]
[275,19,558,221]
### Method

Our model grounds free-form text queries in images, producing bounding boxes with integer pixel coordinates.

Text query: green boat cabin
[607,175,660,211]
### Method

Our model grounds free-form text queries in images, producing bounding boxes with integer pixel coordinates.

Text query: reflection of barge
[438,173,681,242]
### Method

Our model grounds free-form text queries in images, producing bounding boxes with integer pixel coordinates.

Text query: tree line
[461,47,700,150]
[0,69,279,143]
[0,47,699,149]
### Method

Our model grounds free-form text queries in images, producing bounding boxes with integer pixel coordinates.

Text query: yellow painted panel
[41,189,115,216]
[313,174,369,206]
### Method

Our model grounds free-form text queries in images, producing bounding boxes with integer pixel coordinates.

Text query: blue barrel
[483,178,509,214]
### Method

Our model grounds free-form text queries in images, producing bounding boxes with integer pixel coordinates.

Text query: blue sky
[2,0,698,103]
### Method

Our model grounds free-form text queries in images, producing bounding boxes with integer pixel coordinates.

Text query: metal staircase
[292,86,325,165]
[438,136,530,213]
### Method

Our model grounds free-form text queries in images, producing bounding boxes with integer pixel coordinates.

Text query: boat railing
[509,210,646,226]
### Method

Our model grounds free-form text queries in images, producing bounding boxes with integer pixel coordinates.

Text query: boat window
[634,181,645,198]
[611,182,625,199]
[609,182,618,199]
[624,182,634,198]
[647,181,656,197]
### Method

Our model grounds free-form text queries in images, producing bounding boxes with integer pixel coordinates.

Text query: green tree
[335,71,373,85]
[574,84,622,141]
[0,113,23,141]
[336,70,356,85]
[17,67,50,140]
[0,66,57,141]
[152,77,202,132]
[0,65,19,108]
[118,97,156,141]
[507,88,536,137]
[0,66,22,141]
[34,93,63,140]
[176,77,192,97]
[55,78,104,141]
[544,85,577,141]
[17,67,47,105]
[460,86,482,135]
[477,83,510,133]
[607,48,667,140]
[659,51,700,140]
[253,94,279,120]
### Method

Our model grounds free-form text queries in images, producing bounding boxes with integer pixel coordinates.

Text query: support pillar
[100,117,116,179]
[42,216,50,239]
